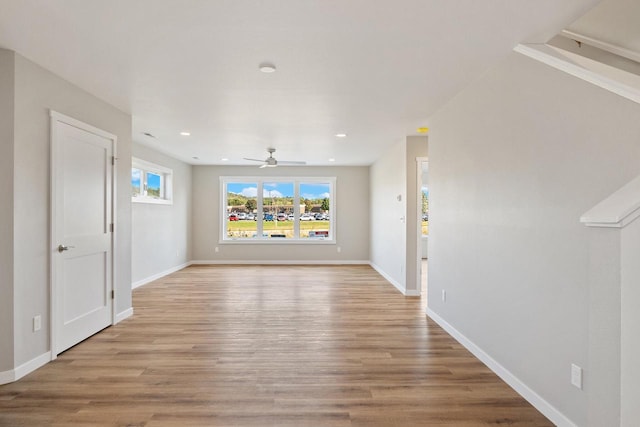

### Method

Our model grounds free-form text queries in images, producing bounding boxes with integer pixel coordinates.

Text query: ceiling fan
[243,148,306,168]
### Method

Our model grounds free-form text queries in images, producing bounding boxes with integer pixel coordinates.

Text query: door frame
[49,110,118,359]
[415,157,428,296]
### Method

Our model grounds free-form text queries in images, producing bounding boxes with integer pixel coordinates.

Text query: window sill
[220,238,336,245]
[132,197,173,205]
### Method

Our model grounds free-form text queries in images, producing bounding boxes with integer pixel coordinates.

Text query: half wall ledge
[580,174,640,228]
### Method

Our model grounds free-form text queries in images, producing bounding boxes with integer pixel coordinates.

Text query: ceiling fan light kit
[243,148,306,168]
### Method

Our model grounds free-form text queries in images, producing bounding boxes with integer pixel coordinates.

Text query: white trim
[111,126,118,327]
[132,262,192,289]
[514,43,640,105]
[0,352,52,385]
[49,111,116,140]
[115,308,134,323]
[369,262,408,295]
[191,260,369,265]
[132,197,173,205]
[132,157,173,205]
[219,239,336,245]
[560,30,640,64]
[580,174,640,229]
[220,176,336,243]
[426,308,576,427]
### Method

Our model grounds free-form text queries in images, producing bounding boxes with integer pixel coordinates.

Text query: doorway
[416,158,429,307]
[50,111,116,356]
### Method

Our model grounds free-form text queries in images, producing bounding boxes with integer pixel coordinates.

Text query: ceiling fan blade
[243,157,266,162]
[278,160,307,165]
[259,164,269,168]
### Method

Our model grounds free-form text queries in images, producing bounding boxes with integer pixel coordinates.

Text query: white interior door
[51,112,115,355]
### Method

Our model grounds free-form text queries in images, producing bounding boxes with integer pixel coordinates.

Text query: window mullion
[257,181,264,239]
[222,179,228,239]
[294,181,300,238]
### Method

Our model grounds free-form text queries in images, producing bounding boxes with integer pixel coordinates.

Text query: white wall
[369,137,427,294]
[0,50,15,373]
[370,140,407,290]
[8,51,132,368]
[427,51,640,426]
[192,165,369,262]
[621,217,640,426]
[132,143,192,285]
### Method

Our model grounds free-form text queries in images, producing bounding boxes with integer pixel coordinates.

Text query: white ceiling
[0,0,599,165]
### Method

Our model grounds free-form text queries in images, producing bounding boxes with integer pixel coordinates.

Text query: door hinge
[111,156,117,165]
[111,290,115,300]
[110,223,114,232]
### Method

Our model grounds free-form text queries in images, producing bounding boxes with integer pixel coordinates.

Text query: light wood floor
[0,265,552,426]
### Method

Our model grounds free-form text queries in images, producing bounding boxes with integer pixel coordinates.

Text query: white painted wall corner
[132,262,192,289]
[115,308,134,323]
[369,262,408,295]
[426,308,577,427]
[0,352,51,385]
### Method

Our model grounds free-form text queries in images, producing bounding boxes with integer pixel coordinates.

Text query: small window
[131,158,173,205]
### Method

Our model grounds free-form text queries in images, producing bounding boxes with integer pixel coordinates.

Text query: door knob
[58,244,75,253]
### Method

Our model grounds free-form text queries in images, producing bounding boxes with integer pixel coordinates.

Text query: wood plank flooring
[0,265,552,426]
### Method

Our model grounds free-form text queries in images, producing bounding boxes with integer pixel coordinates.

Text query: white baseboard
[115,307,134,323]
[132,262,192,289]
[191,260,370,265]
[369,262,408,295]
[0,351,51,385]
[426,308,576,427]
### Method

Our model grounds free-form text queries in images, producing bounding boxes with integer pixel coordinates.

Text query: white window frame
[220,176,336,244]
[131,157,173,205]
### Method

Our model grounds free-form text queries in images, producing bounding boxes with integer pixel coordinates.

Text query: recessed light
[335,133,347,138]
[259,63,276,73]
[417,127,429,134]
[328,158,336,162]
[221,158,229,161]
[180,131,191,136]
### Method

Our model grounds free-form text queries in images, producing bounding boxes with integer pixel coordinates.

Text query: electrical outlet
[571,364,583,389]
[33,315,41,332]
[215,247,219,253]
[337,246,341,253]
[442,290,446,302]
